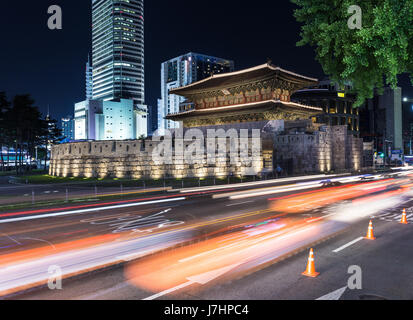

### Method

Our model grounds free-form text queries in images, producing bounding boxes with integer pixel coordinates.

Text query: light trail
[1,173,413,297]
[178,173,350,193]
[0,197,186,224]
[213,171,413,201]
[269,179,410,213]
[125,181,413,298]
[212,175,371,200]
[0,187,235,221]
[0,207,276,296]
[0,194,187,218]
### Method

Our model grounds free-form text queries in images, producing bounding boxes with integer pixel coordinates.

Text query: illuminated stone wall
[273,125,363,175]
[49,139,269,179]
[50,125,365,179]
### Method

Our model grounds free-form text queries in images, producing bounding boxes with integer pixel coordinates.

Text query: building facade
[86,56,93,100]
[61,116,75,141]
[157,53,234,134]
[74,99,146,141]
[291,80,360,137]
[402,97,413,155]
[74,100,103,141]
[359,87,403,156]
[92,0,145,106]
[74,0,147,141]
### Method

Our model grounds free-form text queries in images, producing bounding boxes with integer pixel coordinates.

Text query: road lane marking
[117,250,154,262]
[316,286,347,300]
[0,198,186,224]
[143,281,194,301]
[306,212,338,223]
[80,282,131,300]
[143,262,244,300]
[226,201,254,207]
[178,242,240,263]
[333,237,364,253]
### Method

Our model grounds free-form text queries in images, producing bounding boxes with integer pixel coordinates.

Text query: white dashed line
[333,237,364,253]
[226,201,254,207]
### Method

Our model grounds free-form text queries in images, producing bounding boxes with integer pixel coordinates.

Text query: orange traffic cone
[302,248,320,277]
[400,209,408,225]
[365,220,376,240]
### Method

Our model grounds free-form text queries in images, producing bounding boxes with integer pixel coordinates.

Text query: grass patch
[13,174,262,187]
[0,187,169,213]
[15,174,129,185]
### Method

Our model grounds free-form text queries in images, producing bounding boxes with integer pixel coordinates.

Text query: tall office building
[61,116,75,141]
[360,87,403,154]
[91,0,145,108]
[86,56,93,100]
[157,53,234,135]
[74,0,147,141]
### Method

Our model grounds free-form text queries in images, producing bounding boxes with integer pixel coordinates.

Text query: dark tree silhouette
[0,93,61,174]
[0,92,11,171]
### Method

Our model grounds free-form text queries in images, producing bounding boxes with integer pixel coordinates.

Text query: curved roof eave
[169,63,318,95]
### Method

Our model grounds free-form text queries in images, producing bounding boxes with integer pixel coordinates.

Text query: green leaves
[292,0,413,106]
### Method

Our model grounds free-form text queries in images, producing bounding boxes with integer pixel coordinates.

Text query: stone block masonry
[49,139,267,179]
[50,125,366,179]
[273,125,364,175]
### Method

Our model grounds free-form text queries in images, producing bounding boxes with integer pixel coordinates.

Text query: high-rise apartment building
[157,53,234,135]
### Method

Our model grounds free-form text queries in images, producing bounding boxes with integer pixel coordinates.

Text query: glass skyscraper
[86,56,93,101]
[61,116,75,141]
[157,53,234,134]
[91,0,145,108]
[74,0,147,141]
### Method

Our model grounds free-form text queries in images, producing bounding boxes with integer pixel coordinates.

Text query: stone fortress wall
[273,125,364,175]
[49,138,272,179]
[50,123,367,179]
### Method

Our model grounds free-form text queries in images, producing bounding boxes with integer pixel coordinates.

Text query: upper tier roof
[170,63,318,96]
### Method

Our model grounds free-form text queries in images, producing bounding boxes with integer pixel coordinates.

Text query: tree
[0,92,11,171]
[2,94,54,174]
[9,95,40,173]
[291,0,413,106]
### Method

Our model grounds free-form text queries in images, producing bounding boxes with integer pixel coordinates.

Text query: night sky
[1,0,412,124]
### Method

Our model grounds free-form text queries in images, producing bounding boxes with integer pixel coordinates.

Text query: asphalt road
[13,206,413,300]
[0,181,164,206]
[0,173,343,206]
[1,171,413,300]
[0,173,352,255]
